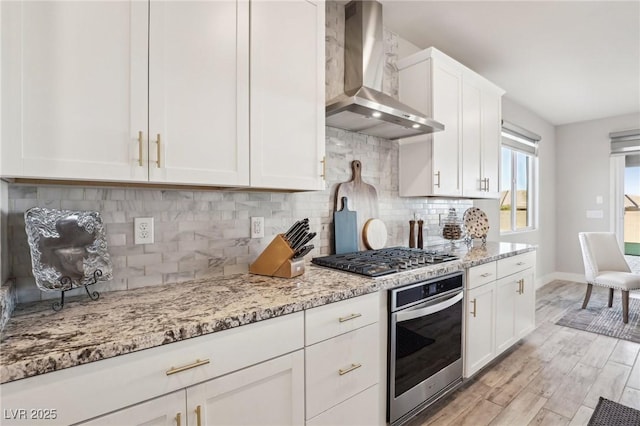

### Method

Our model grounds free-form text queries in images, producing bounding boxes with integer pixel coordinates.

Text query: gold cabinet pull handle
[175,412,182,426]
[338,363,362,376]
[485,178,490,191]
[338,313,362,323]
[480,273,492,278]
[156,133,162,168]
[434,171,441,188]
[195,405,202,426]
[166,359,210,376]
[321,156,326,178]
[137,131,144,166]
[471,298,477,317]
[516,262,526,266]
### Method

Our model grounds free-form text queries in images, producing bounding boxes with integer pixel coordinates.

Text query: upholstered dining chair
[578,232,640,324]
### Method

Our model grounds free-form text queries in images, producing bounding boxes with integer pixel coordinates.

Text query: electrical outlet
[134,217,154,244]
[251,217,264,239]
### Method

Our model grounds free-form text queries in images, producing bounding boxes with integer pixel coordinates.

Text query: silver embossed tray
[24,207,112,293]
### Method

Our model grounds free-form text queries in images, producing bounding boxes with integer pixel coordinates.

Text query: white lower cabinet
[304,294,383,426]
[464,251,536,378]
[186,350,304,426]
[81,351,304,426]
[464,281,496,377]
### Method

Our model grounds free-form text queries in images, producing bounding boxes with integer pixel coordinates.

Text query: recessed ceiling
[382,1,640,126]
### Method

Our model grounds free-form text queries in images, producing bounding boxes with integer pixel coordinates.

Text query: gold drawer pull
[480,273,492,278]
[166,359,210,376]
[137,131,144,166]
[471,298,477,317]
[516,262,526,266]
[195,405,202,426]
[339,313,362,323]
[338,363,362,376]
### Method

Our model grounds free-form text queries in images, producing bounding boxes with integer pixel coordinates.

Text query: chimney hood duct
[326,1,444,140]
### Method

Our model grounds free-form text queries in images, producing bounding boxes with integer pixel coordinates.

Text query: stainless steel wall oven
[388,271,464,425]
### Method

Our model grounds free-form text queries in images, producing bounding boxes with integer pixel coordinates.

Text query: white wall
[555,112,640,277]
[475,97,557,287]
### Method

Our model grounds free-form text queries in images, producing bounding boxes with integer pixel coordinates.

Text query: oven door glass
[393,291,463,398]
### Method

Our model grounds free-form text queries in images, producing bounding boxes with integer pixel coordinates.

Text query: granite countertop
[0,241,535,384]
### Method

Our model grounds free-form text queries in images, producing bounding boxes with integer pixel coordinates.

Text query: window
[500,122,540,233]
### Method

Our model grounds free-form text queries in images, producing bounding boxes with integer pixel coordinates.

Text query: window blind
[610,129,640,155]
[501,120,541,156]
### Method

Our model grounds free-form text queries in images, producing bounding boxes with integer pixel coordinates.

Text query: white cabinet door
[187,350,305,426]
[480,88,502,198]
[79,390,185,426]
[305,323,380,419]
[462,76,502,199]
[495,275,517,355]
[461,77,483,198]
[515,270,536,339]
[148,0,249,186]
[431,60,462,196]
[464,283,495,378]
[1,1,148,182]
[249,0,325,191]
[306,385,382,426]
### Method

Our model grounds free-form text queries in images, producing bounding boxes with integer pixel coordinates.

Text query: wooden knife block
[249,234,305,278]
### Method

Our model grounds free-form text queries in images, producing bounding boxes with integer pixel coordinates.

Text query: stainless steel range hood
[326,1,444,140]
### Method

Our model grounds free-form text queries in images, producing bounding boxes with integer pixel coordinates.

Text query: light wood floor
[406,280,640,426]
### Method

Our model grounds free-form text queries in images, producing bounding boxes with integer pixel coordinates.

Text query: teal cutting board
[334,196,358,254]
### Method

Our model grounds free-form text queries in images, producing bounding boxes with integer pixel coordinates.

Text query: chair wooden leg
[582,284,593,309]
[608,288,614,307]
[622,290,629,324]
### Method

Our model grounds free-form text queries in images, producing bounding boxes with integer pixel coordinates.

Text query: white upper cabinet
[461,73,503,198]
[398,51,462,197]
[398,47,504,199]
[250,0,326,191]
[1,1,149,182]
[1,0,324,191]
[148,0,250,186]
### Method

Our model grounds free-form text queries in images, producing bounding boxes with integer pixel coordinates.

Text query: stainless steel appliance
[311,247,459,277]
[325,1,444,140]
[388,272,464,425]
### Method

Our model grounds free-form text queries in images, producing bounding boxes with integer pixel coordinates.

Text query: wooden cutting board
[363,218,387,250]
[335,160,379,250]
[333,196,358,254]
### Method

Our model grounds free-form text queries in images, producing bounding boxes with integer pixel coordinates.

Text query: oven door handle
[395,291,464,323]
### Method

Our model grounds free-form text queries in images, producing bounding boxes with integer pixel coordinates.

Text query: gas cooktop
[311,247,459,277]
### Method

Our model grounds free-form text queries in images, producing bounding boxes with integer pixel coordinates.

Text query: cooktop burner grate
[311,247,459,277]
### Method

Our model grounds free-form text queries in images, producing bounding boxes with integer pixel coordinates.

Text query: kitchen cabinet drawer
[306,384,382,426]
[0,312,304,425]
[497,251,536,279]
[467,261,497,289]
[305,293,379,346]
[305,323,380,419]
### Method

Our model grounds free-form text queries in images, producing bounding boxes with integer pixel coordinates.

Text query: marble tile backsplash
[6,128,471,303]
